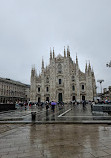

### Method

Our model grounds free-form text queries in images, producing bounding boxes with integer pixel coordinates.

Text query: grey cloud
[0,0,111,92]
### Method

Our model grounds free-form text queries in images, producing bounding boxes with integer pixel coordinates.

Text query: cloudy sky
[0,0,111,93]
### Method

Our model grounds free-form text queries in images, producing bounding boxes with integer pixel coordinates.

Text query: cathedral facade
[30,47,96,103]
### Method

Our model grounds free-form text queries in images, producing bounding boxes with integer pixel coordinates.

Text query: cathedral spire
[76,53,78,64]
[67,46,70,57]
[76,53,79,71]
[50,47,52,59]
[88,61,91,70]
[88,61,91,75]
[42,57,44,69]
[64,46,66,57]
[85,61,87,72]
[31,65,36,79]
[53,47,55,58]
[46,64,47,71]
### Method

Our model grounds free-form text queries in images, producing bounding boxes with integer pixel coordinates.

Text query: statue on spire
[50,47,52,59]
[88,61,91,70]
[42,57,44,69]
[67,46,70,57]
[76,53,78,64]
[64,46,66,57]
[88,61,91,75]
[85,61,87,71]
[53,47,55,58]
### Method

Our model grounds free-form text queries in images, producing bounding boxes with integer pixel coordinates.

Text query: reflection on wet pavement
[1,104,111,157]
[0,103,111,122]
[1,124,111,157]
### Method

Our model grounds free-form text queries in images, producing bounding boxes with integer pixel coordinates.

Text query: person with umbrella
[51,101,56,112]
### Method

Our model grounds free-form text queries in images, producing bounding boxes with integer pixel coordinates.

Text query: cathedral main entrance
[46,97,49,102]
[38,97,41,103]
[58,93,62,102]
[82,95,85,101]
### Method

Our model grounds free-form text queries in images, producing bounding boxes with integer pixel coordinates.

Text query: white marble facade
[30,47,96,103]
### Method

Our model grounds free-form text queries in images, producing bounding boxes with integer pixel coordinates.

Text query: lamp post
[95,86,98,100]
[97,80,104,99]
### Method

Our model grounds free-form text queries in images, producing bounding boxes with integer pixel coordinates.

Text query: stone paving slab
[1,124,111,157]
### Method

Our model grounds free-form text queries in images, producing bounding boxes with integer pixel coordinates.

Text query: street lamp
[95,86,98,98]
[97,80,104,94]
[106,60,111,67]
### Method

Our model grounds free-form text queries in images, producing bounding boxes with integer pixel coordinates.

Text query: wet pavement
[1,124,111,157]
[0,103,111,123]
[1,104,111,157]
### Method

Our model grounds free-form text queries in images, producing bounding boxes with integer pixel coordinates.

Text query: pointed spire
[53,47,55,58]
[64,46,66,57]
[88,61,91,75]
[76,53,78,64]
[85,61,87,71]
[31,65,35,77]
[50,47,52,59]
[88,61,91,70]
[67,46,70,57]
[35,68,37,76]
[68,46,70,56]
[76,53,79,71]
[91,67,94,76]
[42,57,44,69]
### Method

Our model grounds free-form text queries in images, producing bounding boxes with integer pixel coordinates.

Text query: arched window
[58,64,62,73]
[38,97,41,102]
[82,85,84,90]
[46,87,49,92]
[59,79,62,84]
[38,87,40,92]
[72,85,75,91]
[72,76,74,81]
[82,95,85,100]
[72,96,75,101]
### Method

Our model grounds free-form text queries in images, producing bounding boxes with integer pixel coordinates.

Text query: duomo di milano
[30,46,96,103]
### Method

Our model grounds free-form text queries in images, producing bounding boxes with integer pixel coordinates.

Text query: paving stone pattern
[0,124,111,157]
[0,124,21,135]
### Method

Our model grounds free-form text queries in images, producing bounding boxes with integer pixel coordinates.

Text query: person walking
[51,101,56,112]
[46,101,49,110]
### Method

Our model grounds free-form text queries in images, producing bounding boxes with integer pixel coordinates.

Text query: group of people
[45,101,57,112]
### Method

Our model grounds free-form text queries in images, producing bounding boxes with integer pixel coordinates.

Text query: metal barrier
[92,104,111,112]
[0,104,16,111]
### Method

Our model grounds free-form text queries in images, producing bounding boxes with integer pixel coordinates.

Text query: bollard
[31,112,36,121]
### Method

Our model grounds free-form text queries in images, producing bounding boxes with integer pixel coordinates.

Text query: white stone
[30,48,96,103]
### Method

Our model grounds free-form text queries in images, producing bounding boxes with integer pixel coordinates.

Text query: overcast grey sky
[0,0,111,93]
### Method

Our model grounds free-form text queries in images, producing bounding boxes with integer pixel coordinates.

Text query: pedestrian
[46,101,49,110]
[51,101,56,112]
[82,100,86,108]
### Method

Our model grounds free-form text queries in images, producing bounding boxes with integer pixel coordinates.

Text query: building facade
[30,47,96,103]
[0,77,30,103]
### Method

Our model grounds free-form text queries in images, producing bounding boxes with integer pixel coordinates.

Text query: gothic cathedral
[30,46,96,103]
